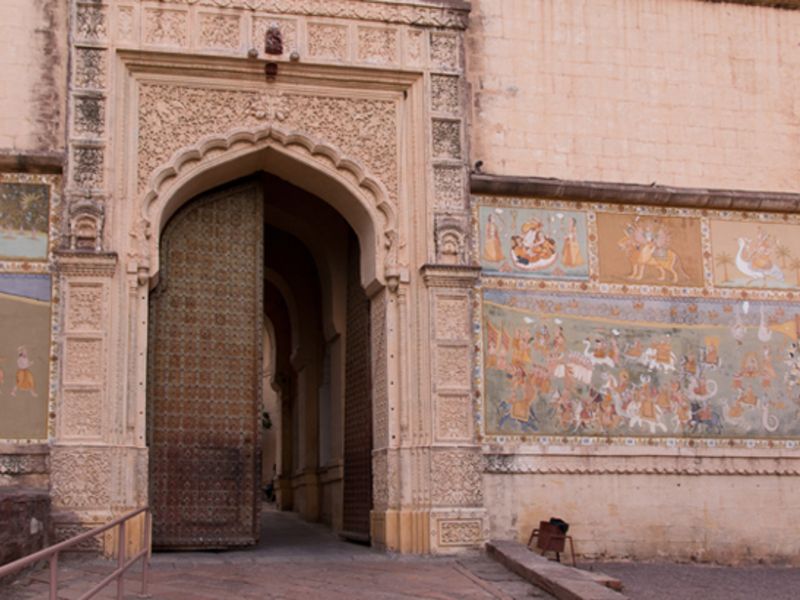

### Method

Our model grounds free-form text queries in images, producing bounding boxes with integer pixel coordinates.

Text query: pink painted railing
[0,506,151,600]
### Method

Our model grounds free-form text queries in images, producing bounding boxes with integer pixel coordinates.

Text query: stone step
[487,539,630,600]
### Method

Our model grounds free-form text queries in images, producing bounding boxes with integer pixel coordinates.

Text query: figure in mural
[617,217,687,283]
[735,228,785,286]
[483,214,504,263]
[561,217,584,268]
[484,290,800,438]
[511,219,557,271]
[11,345,36,397]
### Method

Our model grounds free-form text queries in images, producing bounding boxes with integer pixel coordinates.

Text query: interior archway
[146,171,374,548]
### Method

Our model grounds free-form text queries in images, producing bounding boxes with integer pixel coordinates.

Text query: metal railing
[0,506,151,600]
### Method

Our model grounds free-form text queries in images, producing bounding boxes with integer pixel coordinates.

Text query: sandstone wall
[485,468,800,564]
[0,0,67,154]
[467,0,800,192]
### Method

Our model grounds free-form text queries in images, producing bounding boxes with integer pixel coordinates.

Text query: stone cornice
[702,0,800,9]
[151,0,471,29]
[420,264,481,287]
[484,453,800,476]
[0,151,64,174]
[54,251,118,277]
[471,174,800,214]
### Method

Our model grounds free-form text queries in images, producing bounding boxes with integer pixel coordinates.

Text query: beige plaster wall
[485,471,800,564]
[0,0,67,153]
[467,0,800,192]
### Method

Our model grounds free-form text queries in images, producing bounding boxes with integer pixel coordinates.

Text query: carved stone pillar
[421,265,486,552]
[51,252,146,549]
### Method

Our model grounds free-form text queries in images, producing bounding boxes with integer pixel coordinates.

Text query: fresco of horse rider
[482,289,800,439]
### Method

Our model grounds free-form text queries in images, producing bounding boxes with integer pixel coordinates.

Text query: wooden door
[148,179,263,549]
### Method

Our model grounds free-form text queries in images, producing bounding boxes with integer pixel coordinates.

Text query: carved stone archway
[133,126,398,294]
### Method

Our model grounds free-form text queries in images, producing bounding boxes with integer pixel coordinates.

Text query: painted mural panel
[482,288,800,438]
[0,181,50,260]
[0,274,51,439]
[711,220,800,290]
[596,213,703,287]
[478,206,589,280]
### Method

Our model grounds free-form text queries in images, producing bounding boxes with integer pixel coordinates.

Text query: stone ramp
[487,540,629,600]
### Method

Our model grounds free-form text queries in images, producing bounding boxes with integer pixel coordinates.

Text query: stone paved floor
[584,561,800,600]
[2,507,553,600]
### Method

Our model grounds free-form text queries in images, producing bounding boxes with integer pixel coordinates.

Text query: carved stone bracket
[433,214,469,265]
[67,198,105,252]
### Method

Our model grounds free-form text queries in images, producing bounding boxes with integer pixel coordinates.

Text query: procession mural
[710,220,800,290]
[482,288,800,438]
[0,181,50,261]
[478,206,589,280]
[595,213,703,287]
[0,273,51,439]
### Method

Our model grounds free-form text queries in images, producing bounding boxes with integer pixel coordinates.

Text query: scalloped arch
[139,125,397,290]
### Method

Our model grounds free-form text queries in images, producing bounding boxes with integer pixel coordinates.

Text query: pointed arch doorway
[147,174,373,549]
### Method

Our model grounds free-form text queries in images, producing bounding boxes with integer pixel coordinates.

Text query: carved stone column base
[49,444,148,555]
[371,508,430,553]
[371,507,488,553]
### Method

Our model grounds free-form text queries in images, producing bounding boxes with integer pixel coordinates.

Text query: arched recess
[137,126,397,293]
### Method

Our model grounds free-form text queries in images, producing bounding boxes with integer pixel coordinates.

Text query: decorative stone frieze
[116,5,135,43]
[430,32,460,71]
[483,453,800,476]
[437,518,483,546]
[50,447,112,509]
[406,28,426,67]
[357,26,398,64]
[432,119,462,160]
[148,0,470,30]
[433,165,466,211]
[431,75,460,115]
[64,338,103,385]
[434,295,469,340]
[198,12,241,50]
[73,48,106,90]
[70,146,104,190]
[307,22,349,60]
[435,345,470,389]
[75,3,108,42]
[61,389,103,439]
[66,284,104,331]
[143,8,189,47]
[73,95,105,137]
[136,84,398,202]
[431,448,483,506]
[435,395,472,442]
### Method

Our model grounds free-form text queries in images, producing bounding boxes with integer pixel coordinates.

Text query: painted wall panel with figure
[482,288,800,439]
[478,206,589,280]
[0,273,51,439]
[596,213,703,287]
[711,220,800,290]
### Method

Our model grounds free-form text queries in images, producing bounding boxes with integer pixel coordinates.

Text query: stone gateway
[0,0,799,565]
